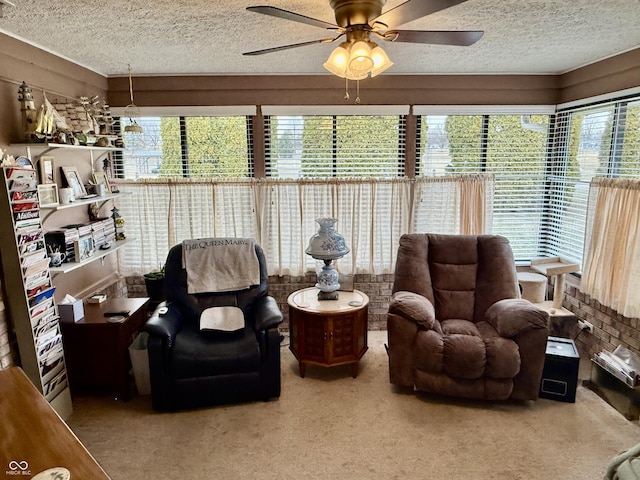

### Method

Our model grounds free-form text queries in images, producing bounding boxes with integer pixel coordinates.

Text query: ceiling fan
[243,0,483,79]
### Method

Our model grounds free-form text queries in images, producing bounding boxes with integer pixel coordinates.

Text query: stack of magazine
[593,345,640,388]
[5,166,68,401]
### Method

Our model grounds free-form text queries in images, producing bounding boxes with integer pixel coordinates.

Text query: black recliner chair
[144,240,283,411]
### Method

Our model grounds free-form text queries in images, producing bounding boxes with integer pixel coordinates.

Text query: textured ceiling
[0,0,639,77]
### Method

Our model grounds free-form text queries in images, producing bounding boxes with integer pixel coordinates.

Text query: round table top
[517,272,547,283]
[287,287,369,314]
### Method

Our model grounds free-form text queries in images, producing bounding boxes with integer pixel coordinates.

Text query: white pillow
[199,306,245,332]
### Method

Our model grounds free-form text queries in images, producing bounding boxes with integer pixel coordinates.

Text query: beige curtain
[581,178,640,318]
[411,174,494,235]
[255,178,412,276]
[115,175,492,277]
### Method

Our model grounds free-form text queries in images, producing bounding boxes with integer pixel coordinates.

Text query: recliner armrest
[389,291,437,330]
[254,296,283,331]
[144,302,183,348]
[484,298,549,337]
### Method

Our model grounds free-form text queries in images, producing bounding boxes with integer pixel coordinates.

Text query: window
[418,113,550,261]
[548,96,640,267]
[117,116,251,179]
[115,98,640,275]
[265,115,405,177]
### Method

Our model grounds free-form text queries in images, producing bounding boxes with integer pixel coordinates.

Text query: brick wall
[91,277,129,300]
[563,283,640,359]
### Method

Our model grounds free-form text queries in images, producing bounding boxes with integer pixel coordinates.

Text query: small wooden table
[0,367,110,479]
[60,297,149,400]
[288,287,369,378]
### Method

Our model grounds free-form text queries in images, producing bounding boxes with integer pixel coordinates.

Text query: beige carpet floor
[67,331,640,480]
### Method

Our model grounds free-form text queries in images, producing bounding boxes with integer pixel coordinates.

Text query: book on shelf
[40,344,65,381]
[5,166,36,180]
[23,256,49,278]
[30,297,54,319]
[27,282,49,299]
[13,209,39,222]
[11,189,38,202]
[32,307,58,334]
[25,269,49,291]
[64,223,92,238]
[28,285,56,309]
[37,331,62,361]
[15,216,41,230]
[35,320,59,343]
[44,368,67,401]
[22,249,46,267]
[16,222,41,237]
[20,238,45,256]
[36,322,59,347]
[12,201,38,213]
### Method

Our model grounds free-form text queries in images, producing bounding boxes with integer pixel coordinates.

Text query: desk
[0,367,110,479]
[60,297,149,400]
[288,287,369,378]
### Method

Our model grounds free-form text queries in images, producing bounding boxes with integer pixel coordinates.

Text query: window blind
[546,96,640,267]
[418,114,550,261]
[264,115,405,178]
[116,116,252,179]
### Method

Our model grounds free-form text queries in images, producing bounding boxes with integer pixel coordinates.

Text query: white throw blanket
[182,238,260,294]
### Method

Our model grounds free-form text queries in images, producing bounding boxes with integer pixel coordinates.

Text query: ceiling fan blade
[373,0,470,29]
[243,37,341,56]
[246,6,338,30]
[382,30,483,46]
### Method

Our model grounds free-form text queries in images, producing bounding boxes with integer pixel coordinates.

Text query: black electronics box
[539,336,580,403]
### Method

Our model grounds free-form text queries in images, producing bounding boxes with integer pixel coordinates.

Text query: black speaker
[539,336,580,403]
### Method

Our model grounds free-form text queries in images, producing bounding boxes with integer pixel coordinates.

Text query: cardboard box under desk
[59,300,84,322]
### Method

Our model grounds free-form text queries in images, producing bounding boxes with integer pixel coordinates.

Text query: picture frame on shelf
[60,166,87,199]
[37,184,59,207]
[39,156,56,184]
[74,236,95,262]
[92,171,112,194]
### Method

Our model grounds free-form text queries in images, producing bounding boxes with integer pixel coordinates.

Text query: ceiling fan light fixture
[348,40,374,75]
[370,45,393,77]
[323,43,351,78]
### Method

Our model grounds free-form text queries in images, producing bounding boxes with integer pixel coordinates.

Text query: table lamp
[305,218,349,300]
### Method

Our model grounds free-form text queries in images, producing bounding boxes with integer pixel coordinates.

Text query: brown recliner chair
[387,234,549,401]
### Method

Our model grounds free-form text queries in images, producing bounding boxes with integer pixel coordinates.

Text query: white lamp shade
[348,41,374,75]
[323,44,350,78]
[370,46,394,77]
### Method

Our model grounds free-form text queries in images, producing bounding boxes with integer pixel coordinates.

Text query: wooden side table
[60,297,149,400]
[287,287,369,378]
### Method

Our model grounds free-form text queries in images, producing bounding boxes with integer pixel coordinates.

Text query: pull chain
[355,79,361,104]
[344,77,350,101]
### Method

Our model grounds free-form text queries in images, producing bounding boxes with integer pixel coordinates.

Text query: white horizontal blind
[418,114,550,260]
[116,116,252,179]
[547,96,640,267]
[265,115,405,177]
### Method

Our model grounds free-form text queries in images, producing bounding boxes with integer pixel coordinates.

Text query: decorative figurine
[111,206,126,240]
[18,81,39,141]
